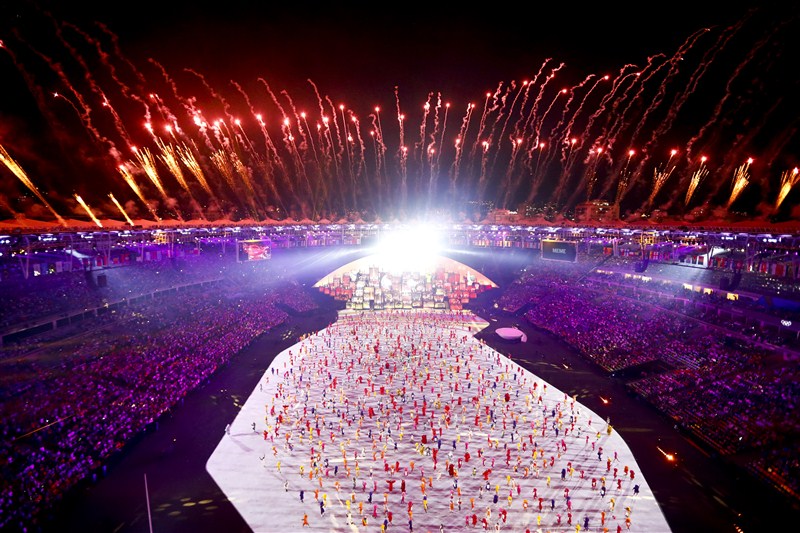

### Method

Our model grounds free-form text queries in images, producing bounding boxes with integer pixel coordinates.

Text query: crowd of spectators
[0,252,320,532]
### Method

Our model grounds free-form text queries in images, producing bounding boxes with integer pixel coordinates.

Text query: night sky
[0,1,798,223]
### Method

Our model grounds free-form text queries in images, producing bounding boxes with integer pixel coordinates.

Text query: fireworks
[0,143,67,226]
[108,193,135,226]
[727,158,753,209]
[647,149,678,208]
[0,9,797,223]
[74,195,103,227]
[685,156,709,207]
[775,167,800,211]
[117,163,160,221]
[176,142,214,197]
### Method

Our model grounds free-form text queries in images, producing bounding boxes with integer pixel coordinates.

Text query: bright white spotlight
[375,226,442,274]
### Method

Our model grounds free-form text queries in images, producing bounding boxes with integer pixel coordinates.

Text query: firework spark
[108,192,135,225]
[685,156,709,206]
[727,158,752,209]
[2,12,797,223]
[0,144,66,226]
[117,163,160,221]
[74,194,103,227]
[775,167,800,211]
[647,149,678,208]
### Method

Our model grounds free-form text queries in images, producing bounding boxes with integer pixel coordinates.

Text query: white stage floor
[207,309,671,532]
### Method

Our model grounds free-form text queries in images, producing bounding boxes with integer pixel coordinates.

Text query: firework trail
[530,85,566,164]
[581,64,648,173]
[283,114,315,218]
[258,78,293,143]
[449,102,475,196]
[592,55,670,203]
[775,167,800,211]
[334,104,356,191]
[185,68,236,122]
[21,35,111,151]
[472,83,510,195]
[478,87,511,200]
[481,82,527,205]
[209,148,246,215]
[287,92,325,217]
[727,159,752,209]
[468,89,496,165]
[522,141,547,205]
[367,112,385,213]
[4,10,798,223]
[506,63,565,201]
[149,59,201,137]
[305,80,344,213]
[0,144,67,226]
[65,21,152,124]
[337,104,357,210]
[347,109,371,215]
[543,74,596,164]
[652,19,746,148]
[620,28,710,201]
[576,65,638,156]
[521,62,564,151]
[52,17,130,158]
[476,140,491,204]
[395,87,409,211]
[319,115,344,212]
[686,15,785,163]
[233,116,260,166]
[526,87,568,201]
[370,106,388,191]
[486,81,520,178]
[229,81,288,207]
[629,29,709,148]
[108,192,135,225]
[510,59,551,140]
[538,73,598,202]
[421,94,440,205]
[117,163,159,220]
[596,54,668,158]
[418,93,433,171]
[281,89,311,156]
[229,149,263,218]
[74,194,103,227]
[557,74,611,187]
[155,138,191,192]
[434,100,450,172]
[303,110,329,215]
[94,22,148,89]
[324,95,349,212]
[1,39,63,132]
[422,94,444,212]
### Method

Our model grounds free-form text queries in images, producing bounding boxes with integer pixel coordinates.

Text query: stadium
[2,3,800,532]
[1,219,800,533]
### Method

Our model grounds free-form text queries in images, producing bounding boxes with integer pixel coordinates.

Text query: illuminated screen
[541,240,577,262]
[238,239,271,262]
